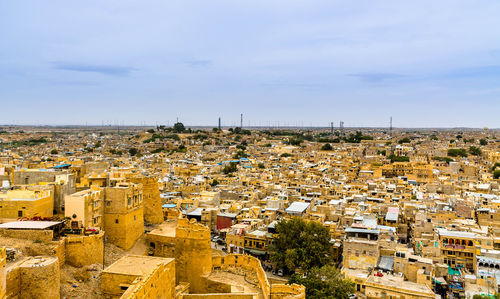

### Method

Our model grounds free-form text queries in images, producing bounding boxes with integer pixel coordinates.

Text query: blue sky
[1,1,499,128]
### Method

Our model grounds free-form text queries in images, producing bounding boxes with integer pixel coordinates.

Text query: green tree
[269,217,332,273]
[128,147,138,156]
[289,265,355,299]
[50,149,58,155]
[173,122,185,133]
[494,170,500,180]
[469,146,482,156]
[289,138,303,146]
[223,162,238,174]
[480,138,488,146]
[257,163,265,169]
[398,137,411,144]
[448,148,467,157]
[210,179,219,187]
[233,150,248,159]
[321,143,333,151]
[344,131,372,143]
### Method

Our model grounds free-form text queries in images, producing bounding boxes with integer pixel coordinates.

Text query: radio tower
[330,122,334,135]
[390,116,393,138]
[218,117,221,130]
[240,114,243,128]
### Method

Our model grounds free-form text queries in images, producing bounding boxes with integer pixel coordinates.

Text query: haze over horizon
[1,1,500,128]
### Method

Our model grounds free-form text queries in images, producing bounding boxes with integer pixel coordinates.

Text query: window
[18,210,23,217]
[134,215,136,221]
[128,198,131,205]
[115,219,119,224]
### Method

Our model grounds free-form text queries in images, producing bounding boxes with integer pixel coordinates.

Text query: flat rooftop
[103,255,174,276]
[366,273,434,294]
[0,221,62,230]
[147,221,177,238]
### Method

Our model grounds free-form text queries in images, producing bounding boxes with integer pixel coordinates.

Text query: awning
[434,277,448,285]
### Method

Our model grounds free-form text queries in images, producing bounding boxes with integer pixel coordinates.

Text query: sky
[1,1,500,128]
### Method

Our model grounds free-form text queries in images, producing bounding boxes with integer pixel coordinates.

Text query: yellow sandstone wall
[211,254,305,299]
[101,272,138,298]
[0,190,53,219]
[181,295,254,299]
[16,256,60,299]
[0,228,53,242]
[174,219,212,293]
[129,177,163,224]
[104,208,144,250]
[270,284,306,299]
[64,232,104,267]
[212,254,270,299]
[120,262,176,299]
[146,219,212,293]
[0,247,5,299]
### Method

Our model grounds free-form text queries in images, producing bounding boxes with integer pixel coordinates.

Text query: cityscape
[1,1,500,299]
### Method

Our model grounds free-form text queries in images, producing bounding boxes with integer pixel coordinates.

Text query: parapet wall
[212,254,270,299]
[64,232,104,267]
[0,228,53,242]
[211,254,306,299]
[270,284,306,299]
[176,218,211,240]
[181,294,254,299]
[9,256,60,299]
[120,261,176,299]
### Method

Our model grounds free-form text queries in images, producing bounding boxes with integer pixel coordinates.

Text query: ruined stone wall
[270,284,306,299]
[17,256,60,299]
[212,254,270,299]
[129,176,163,224]
[0,247,5,299]
[0,228,53,242]
[64,232,104,267]
[175,219,212,293]
[6,264,20,298]
[200,276,233,294]
[181,294,254,299]
[120,262,176,299]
